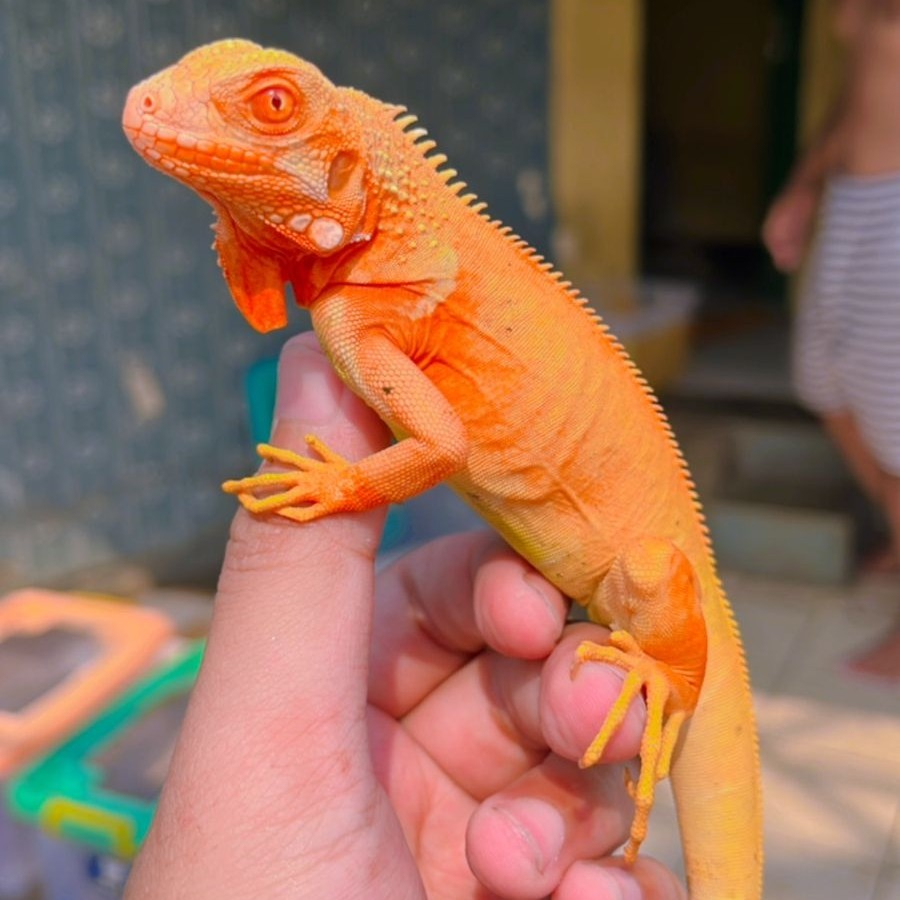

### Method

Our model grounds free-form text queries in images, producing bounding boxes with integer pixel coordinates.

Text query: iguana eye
[249,85,297,125]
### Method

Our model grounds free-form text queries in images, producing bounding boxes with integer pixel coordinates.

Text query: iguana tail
[670,592,763,900]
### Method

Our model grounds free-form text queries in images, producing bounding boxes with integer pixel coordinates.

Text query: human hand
[125,333,686,900]
[762,181,820,273]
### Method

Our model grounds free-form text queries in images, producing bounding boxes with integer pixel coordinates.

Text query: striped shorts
[794,172,900,476]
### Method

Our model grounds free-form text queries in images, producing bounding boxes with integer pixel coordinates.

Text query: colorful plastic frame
[0,589,172,778]
[7,640,204,858]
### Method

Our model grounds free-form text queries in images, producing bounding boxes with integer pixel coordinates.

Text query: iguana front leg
[577,538,708,862]
[224,328,469,522]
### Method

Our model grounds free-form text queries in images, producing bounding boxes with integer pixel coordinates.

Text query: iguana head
[123,39,373,332]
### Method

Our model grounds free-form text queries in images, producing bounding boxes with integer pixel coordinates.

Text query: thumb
[128,335,393,894]
[183,331,391,760]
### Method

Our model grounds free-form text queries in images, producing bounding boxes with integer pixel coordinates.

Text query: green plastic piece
[6,641,204,858]
[245,352,409,550]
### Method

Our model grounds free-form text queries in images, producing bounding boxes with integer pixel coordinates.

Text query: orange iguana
[123,40,763,898]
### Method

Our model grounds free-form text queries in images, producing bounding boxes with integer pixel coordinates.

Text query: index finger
[369,531,568,716]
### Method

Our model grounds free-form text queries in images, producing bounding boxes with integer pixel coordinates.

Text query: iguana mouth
[124,119,275,181]
[123,88,275,181]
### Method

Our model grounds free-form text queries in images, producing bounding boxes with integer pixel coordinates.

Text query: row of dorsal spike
[391,106,602,319]
[390,108,597,330]
[393,108,474,200]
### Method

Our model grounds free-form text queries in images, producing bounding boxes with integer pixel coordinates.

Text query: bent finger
[401,623,643,800]
[553,858,688,900]
[541,624,647,764]
[466,754,632,899]
[370,532,566,716]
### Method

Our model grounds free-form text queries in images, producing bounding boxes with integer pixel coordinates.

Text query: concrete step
[707,498,854,585]
[671,408,879,585]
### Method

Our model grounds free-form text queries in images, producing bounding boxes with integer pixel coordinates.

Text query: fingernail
[274,336,344,425]
[493,797,565,874]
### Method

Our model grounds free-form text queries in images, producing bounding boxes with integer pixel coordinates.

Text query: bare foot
[845,627,900,683]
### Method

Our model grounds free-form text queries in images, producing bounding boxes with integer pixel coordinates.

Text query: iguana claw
[574,632,688,864]
[222,439,351,522]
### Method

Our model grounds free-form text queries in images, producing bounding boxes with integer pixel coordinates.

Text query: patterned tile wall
[0,0,551,583]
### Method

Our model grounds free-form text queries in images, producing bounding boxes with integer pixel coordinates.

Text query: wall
[0,0,551,586]
[798,0,847,144]
[551,0,643,285]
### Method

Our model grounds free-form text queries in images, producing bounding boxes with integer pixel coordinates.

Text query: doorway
[641,0,804,308]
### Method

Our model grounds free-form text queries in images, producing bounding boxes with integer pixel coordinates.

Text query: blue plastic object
[245,356,281,447]
[244,353,409,551]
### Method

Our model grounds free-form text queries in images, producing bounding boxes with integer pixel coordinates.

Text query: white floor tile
[876,865,900,900]
[764,854,880,900]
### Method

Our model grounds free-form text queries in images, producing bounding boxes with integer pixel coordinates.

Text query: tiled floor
[641,567,900,899]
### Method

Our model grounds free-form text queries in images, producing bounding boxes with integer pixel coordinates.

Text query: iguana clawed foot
[222,439,351,522]
[574,631,688,864]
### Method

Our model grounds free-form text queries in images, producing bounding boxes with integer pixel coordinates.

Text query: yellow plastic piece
[43,797,138,858]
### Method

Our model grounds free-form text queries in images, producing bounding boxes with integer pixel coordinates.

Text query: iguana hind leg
[576,537,708,863]
[574,633,689,861]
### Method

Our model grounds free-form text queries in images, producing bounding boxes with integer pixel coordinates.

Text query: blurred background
[0,0,551,588]
[0,1,897,899]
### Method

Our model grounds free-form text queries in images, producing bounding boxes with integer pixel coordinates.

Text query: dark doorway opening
[641,0,804,310]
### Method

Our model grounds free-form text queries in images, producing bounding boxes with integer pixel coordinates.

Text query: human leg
[846,472,900,681]
[822,410,888,505]
[834,440,900,681]
[818,410,900,572]
[796,174,900,679]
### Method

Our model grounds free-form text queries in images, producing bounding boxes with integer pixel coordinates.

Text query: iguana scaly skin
[123,40,763,898]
